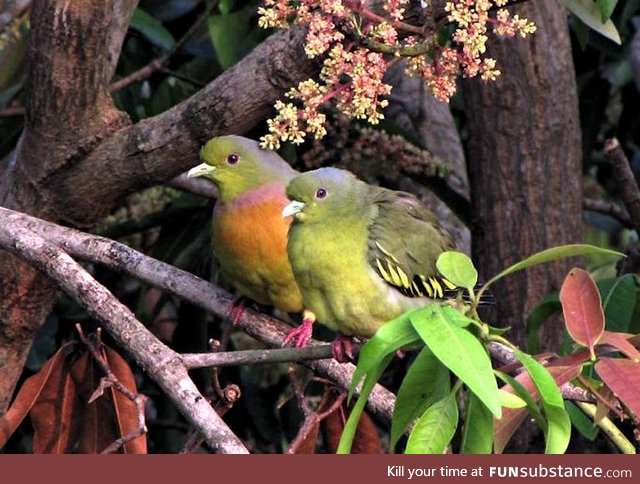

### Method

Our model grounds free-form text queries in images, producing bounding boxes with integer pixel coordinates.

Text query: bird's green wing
[366,188,458,299]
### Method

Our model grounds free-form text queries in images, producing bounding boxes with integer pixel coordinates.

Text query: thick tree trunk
[0,0,137,412]
[464,1,582,350]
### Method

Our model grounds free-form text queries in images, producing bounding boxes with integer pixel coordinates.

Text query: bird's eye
[227,153,239,165]
[315,188,327,199]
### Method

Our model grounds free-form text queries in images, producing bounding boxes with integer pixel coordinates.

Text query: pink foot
[331,334,355,363]
[227,296,248,325]
[283,310,316,348]
[283,318,314,348]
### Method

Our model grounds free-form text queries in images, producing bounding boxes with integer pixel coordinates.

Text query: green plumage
[285,167,457,338]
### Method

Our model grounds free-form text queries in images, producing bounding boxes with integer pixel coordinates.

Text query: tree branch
[486,342,595,404]
[168,173,218,199]
[0,206,397,426]
[583,197,633,229]
[43,27,321,227]
[605,137,640,232]
[0,210,249,454]
[182,345,334,369]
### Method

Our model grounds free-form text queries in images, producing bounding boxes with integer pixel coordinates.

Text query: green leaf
[337,354,393,454]
[498,389,527,409]
[561,0,621,44]
[571,15,591,51]
[436,251,478,291]
[526,293,561,354]
[496,372,545,424]
[600,275,637,333]
[218,0,236,15]
[130,8,175,51]
[405,392,459,454]
[411,305,502,418]
[514,350,572,454]
[460,392,493,454]
[340,308,424,453]
[482,244,625,294]
[349,308,421,401]
[390,347,450,450]
[596,0,618,22]
[629,289,640,334]
[207,9,250,69]
[565,401,599,440]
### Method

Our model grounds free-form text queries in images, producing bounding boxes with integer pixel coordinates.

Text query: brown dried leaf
[69,352,110,453]
[494,364,582,453]
[31,350,82,453]
[560,268,605,358]
[322,403,382,454]
[595,357,640,420]
[0,344,76,451]
[104,347,147,454]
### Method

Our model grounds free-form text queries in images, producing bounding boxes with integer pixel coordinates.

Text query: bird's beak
[282,200,306,218]
[187,163,215,179]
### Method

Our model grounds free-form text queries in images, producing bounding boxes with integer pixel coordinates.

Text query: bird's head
[283,168,360,224]
[187,135,295,202]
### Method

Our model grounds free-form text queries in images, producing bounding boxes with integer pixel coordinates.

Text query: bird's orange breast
[212,183,303,313]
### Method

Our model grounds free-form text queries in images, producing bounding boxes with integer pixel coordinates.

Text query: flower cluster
[258,0,536,148]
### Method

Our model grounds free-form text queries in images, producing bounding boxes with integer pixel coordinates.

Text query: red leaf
[0,344,76,451]
[494,365,582,453]
[560,268,604,358]
[598,331,640,362]
[595,357,640,420]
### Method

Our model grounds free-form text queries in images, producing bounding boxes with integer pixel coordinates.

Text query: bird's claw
[227,296,248,325]
[283,317,314,348]
[331,334,355,363]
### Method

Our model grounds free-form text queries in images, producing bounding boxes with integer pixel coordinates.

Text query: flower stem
[358,7,423,35]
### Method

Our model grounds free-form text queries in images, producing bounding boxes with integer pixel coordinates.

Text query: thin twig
[160,67,207,88]
[286,371,346,454]
[181,339,242,454]
[575,402,637,454]
[358,6,423,34]
[583,197,633,229]
[289,366,312,415]
[605,137,640,231]
[110,1,218,92]
[182,345,334,369]
[0,105,25,117]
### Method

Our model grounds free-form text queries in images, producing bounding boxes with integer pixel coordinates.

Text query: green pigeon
[187,135,305,322]
[282,167,461,359]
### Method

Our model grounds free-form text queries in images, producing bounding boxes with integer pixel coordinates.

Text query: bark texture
[464,0,582,350]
